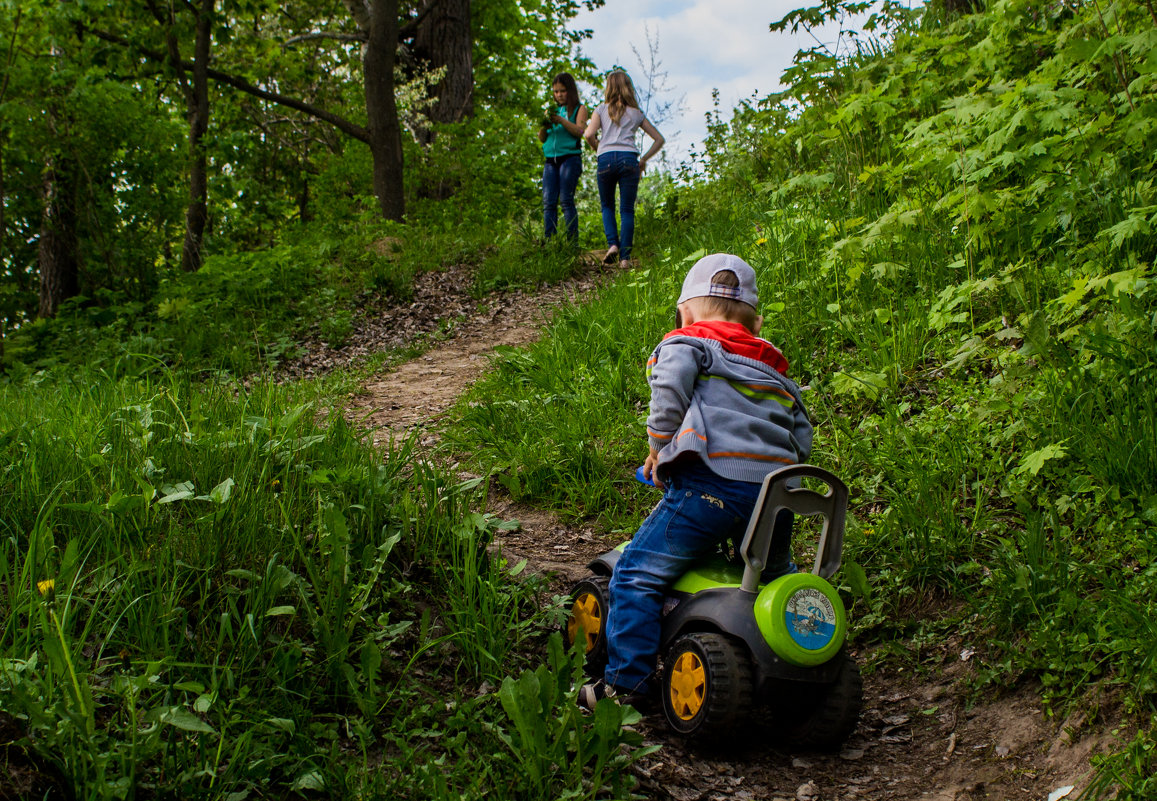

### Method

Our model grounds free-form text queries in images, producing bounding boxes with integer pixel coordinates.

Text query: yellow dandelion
[37,578,55,595]
[756,237,768,246]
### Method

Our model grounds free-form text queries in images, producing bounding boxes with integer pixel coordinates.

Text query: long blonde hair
[603,70,639,125]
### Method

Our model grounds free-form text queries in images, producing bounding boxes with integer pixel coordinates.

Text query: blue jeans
[604,462,763,694]
[542,154,582,240]
[596,152,640,259]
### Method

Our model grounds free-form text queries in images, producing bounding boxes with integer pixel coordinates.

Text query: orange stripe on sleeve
[707,451,795,464]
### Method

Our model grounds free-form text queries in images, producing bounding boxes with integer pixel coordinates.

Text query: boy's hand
[643,448,665,489]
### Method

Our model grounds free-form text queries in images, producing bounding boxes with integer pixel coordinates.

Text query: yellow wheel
[661,632,754,738]
[563,577,609,675]
[668,650,707,721]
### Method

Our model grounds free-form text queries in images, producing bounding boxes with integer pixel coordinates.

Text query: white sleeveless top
[594,104,645,155]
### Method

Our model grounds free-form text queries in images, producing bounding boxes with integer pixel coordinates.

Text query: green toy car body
[565,464,862,747]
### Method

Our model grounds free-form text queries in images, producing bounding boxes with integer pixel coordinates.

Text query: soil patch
[340,257,610,446]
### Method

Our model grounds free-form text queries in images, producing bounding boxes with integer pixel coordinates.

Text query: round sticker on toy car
[785,587,837,649]
[754,572,846,667]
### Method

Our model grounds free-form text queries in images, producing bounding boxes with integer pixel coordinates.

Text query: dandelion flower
[756,237,768,246]
[37,578,55,595]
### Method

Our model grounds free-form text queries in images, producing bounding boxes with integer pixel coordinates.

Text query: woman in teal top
[538,73,589,241]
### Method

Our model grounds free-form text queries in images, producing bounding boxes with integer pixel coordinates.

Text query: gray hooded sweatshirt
[645,321,813,485]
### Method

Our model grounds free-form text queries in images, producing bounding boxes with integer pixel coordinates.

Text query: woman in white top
[584,70,665,266]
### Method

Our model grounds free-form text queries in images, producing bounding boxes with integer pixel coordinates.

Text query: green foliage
[441,508,547,679]
[2,0,604,368]
[0,368,594,797]
[496,633,654,801]
[0,3,187,330]
[6,0,1154,793]
[1082,717,1157,800]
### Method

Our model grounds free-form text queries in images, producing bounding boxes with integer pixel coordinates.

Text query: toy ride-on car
[565,464,862,747]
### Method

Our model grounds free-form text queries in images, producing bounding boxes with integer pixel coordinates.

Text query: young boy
[579,252,813,708]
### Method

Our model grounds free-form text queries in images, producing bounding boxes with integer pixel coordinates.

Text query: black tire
[661,632,755,739]
[775,651,863,750]
[564,576,610,676]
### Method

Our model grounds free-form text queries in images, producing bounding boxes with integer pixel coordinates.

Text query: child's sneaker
[578,679,648,712]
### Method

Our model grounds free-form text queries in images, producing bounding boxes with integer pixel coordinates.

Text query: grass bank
[0,368,644,798]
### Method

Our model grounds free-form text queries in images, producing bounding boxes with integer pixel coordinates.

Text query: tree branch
[283,31,368,46]
[86,28,371,143]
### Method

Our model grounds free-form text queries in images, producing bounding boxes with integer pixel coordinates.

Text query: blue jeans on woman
[543,154,582,240]
[603,461,764,695]
[596,151,640,259]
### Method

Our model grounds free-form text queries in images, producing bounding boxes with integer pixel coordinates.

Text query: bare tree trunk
[414,0,473,136]
[38,159,80,318]
[1,132,7,278]
[364,0,405,221]
[2,9,23,306]
[181,0,214,272]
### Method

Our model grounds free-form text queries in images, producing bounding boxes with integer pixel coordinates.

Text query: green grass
[0,369,640,799]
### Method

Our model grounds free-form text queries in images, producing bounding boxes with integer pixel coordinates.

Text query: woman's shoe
[601,246,620,265]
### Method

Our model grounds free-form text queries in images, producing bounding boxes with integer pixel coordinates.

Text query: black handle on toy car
[738,464,848,591]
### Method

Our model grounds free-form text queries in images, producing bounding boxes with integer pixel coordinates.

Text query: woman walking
[584,70,665,266]
[538,72,589,241]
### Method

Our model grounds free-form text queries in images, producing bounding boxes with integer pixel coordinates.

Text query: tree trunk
[364,0,405,221]
[414,0,473,135]
[38,159,80,318]
[0,132,6,278]
[181,0,214,272]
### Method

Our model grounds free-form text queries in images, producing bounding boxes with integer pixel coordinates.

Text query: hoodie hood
[664,320,789,376]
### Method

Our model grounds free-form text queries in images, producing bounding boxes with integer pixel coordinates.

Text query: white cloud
[570,0,878,166]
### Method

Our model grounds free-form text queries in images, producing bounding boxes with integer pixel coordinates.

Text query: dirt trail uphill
[309,256,1109,801]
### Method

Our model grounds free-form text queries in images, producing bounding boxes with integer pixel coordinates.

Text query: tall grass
[0,369,637,798]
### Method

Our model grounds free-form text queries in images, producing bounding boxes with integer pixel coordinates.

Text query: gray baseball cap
[677,253,759,309]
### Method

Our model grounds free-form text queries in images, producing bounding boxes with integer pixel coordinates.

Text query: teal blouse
[542,105,582,158]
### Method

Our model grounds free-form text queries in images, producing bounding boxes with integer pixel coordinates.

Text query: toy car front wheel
[564,576,610,675]
[662,632,754,738]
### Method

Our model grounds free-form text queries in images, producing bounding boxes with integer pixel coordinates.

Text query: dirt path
[336,259,1110,801]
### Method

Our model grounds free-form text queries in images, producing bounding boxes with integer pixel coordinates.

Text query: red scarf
[664,320,790,376]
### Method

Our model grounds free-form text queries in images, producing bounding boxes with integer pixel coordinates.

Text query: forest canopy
[0,0,601,338]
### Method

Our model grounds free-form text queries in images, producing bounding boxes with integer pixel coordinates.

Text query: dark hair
[552,73,580,115]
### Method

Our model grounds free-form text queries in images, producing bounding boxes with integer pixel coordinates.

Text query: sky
[568,0,876,168]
